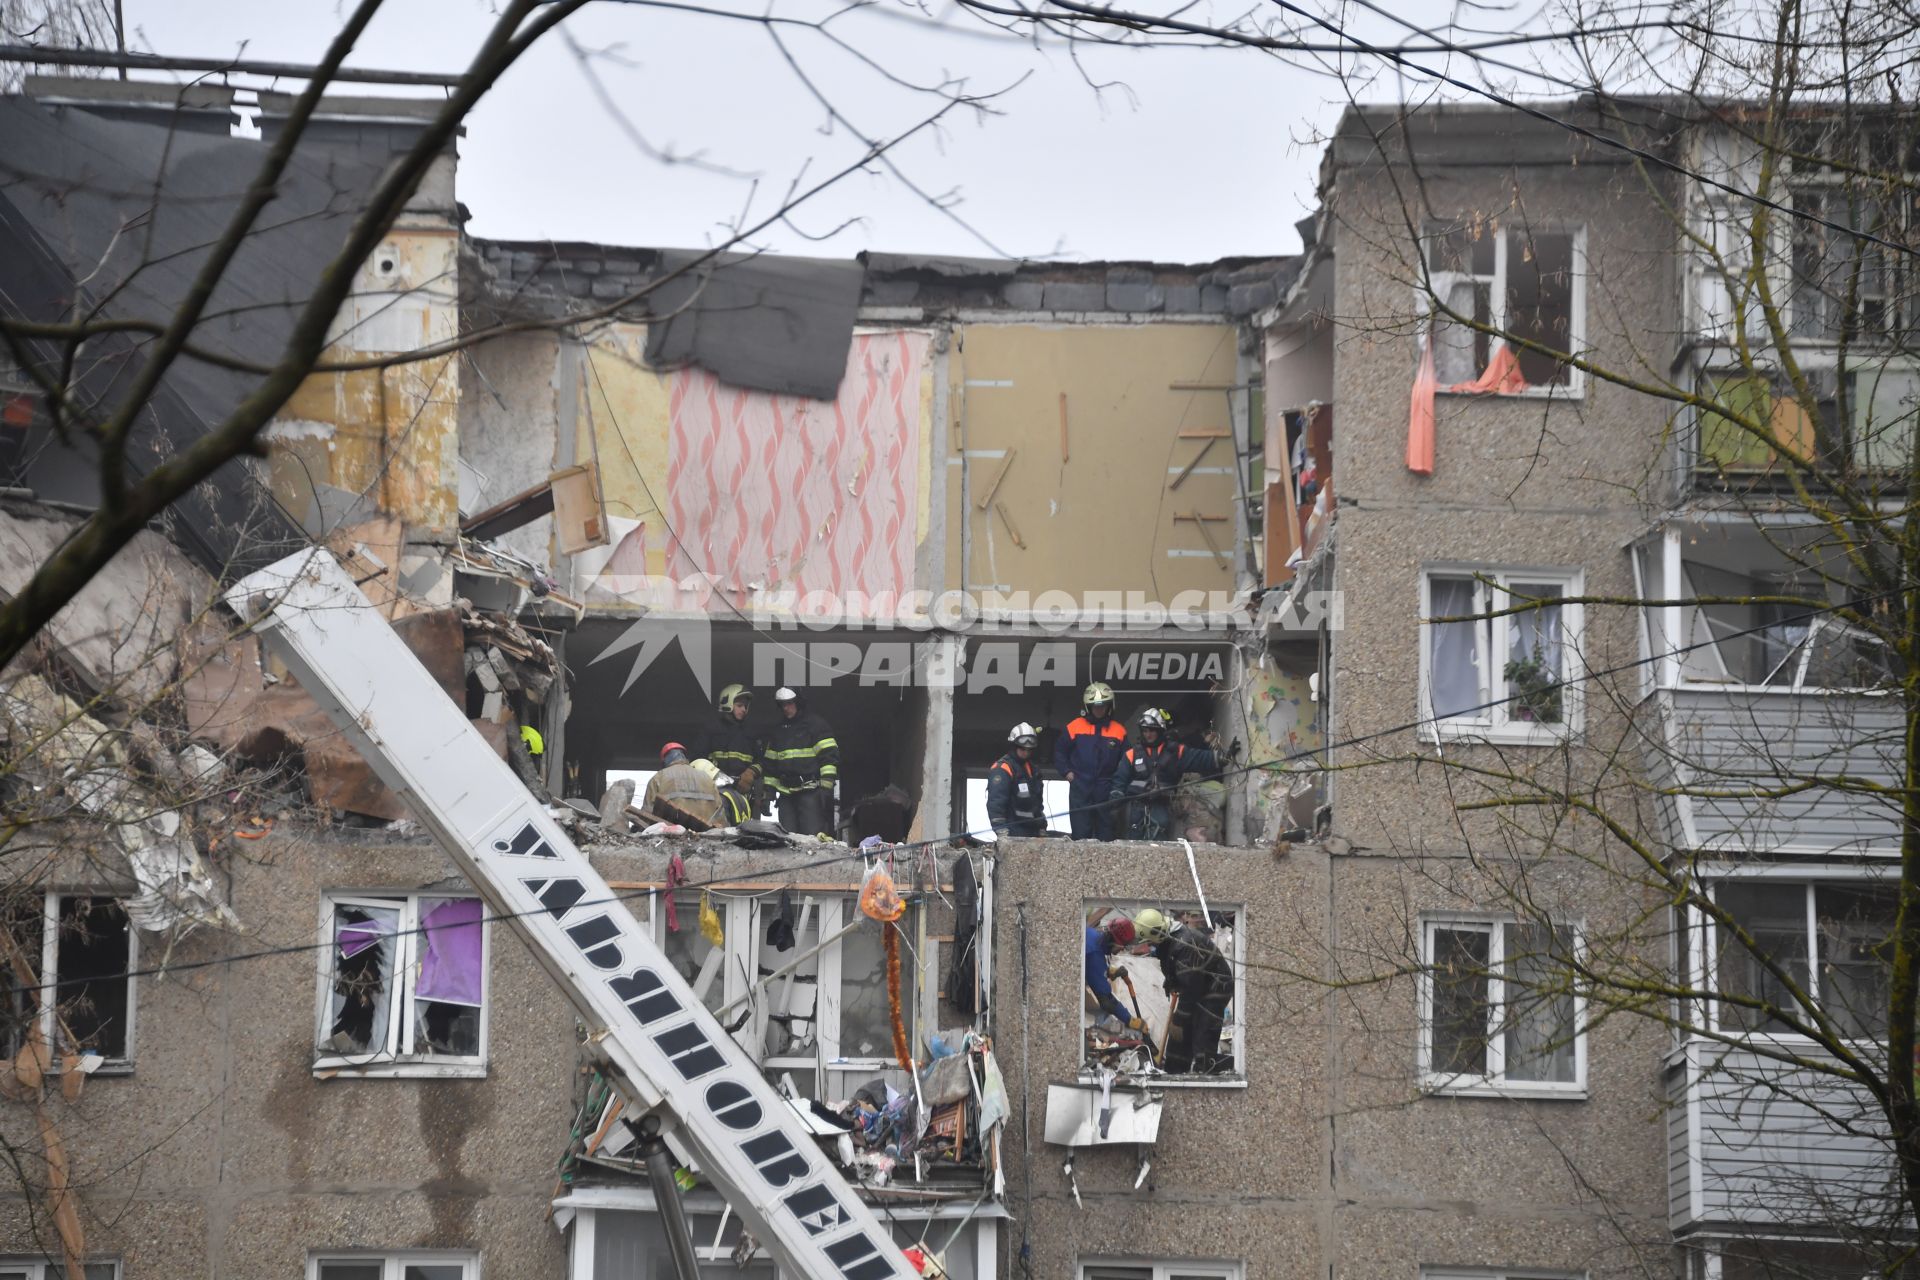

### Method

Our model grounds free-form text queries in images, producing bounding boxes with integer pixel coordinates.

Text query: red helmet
[1106,916,1136,947]
[660,742,689,762]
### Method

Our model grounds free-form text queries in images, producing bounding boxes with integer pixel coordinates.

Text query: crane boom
[226,550,916,1280]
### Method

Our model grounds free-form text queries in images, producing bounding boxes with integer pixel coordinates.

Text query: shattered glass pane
[54,897,131,1059]
[323,902,399,1057]
[839,909,912,1060]
[759,905,820,1060]
[413,897,483,1058]
[0,895,44,1058]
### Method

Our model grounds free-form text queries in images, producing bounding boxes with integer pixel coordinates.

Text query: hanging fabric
[664,852,687,932]
[1447,341,1529,395]
[1407,333,1437,475]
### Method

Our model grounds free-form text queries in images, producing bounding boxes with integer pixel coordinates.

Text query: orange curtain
[1407,336,1436,475]
[1446,341,1528,395]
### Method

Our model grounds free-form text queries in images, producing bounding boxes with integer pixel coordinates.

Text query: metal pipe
[637,1115,703,1280]
[0,43,466,85]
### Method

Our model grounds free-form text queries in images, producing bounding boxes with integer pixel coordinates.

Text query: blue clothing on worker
[1084,926,1133,1022]
[1055,714,1129,840]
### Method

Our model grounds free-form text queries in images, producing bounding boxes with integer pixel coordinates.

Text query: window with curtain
[1421,918,1584,1094]
[1423,221,1582,389]
[1422,568,1580,740]
[317,893,487,1074]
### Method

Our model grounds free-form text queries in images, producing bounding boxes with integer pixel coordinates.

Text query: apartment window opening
[1420,917,1585,1095]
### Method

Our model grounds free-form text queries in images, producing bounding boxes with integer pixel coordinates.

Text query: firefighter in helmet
[1053,682,1128,840]
[986,722,1046,837]
[1109,708,1221,840]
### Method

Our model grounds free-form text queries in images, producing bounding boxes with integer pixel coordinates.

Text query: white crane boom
[225,550,915,1280]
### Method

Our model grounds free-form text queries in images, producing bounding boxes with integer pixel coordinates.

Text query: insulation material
[122,837,240,933]
[665,331,929,611]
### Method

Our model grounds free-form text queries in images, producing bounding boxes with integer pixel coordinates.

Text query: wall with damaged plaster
[268,217,463,542]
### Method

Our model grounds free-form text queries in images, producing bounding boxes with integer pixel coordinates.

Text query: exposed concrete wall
[990,838,1668,1280]
[0,831,574,1278]
[459,330,568,567]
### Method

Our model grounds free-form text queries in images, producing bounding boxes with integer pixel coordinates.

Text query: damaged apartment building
[1,69,1913,1280]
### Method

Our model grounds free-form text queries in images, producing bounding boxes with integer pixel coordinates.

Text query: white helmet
[1007,722,1040,748]
[774,686,800,702]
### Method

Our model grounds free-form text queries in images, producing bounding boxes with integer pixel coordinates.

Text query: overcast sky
[122,0,1524,263]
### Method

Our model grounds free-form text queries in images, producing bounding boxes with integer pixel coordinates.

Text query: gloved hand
[1107,968,1125,982]
[1127,1017,1147,1032]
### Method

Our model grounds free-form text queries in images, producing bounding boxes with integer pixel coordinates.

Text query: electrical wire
[11,580,1907,996]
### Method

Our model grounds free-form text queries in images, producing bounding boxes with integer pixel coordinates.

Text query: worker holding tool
[985,722,1047,836]
[763,686,839,838]
[1109,708,1222,840]
[694,758,757,827]
[1132,907,1233,1073]
[1084,915,1150,1035]
[1054,682,1129,841]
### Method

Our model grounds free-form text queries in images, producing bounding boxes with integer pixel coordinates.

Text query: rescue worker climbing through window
[1133,907,1233,1074]
[985,722,1046,837]
[645,743,726,830]
[694,683,762,799]
[764,687,839,838]
[1054,682,1129,841]
[1084,914,1149,1033]
[1110,708,1221,840]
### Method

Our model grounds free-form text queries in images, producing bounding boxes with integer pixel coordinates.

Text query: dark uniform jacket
[762,709,839,795]
[985,752,1045,835]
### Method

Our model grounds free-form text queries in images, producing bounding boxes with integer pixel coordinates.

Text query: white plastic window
[0,893,135,1068]
[1081,1262,1243,1280]
[0,1261,117,1280]
[1420,917,1586,1097]
[1423,222,1584,392]
[315,893,488,1075]
[1421,568,1583,742]
[309,1253,477,1280]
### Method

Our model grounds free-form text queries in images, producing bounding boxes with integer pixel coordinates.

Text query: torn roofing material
[643,250,865,401]
[0,86,437,575]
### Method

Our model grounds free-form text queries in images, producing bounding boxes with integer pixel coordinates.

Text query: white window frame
[1424,1270,1584,1280]
[1079,1259,1244,1280]
[306,1251,479,1280]
[1078,901,1248,1089]
[313,891,490,1079]
[1693,868,1896,1042]
[5,891,138,1072]
[642,890,925,1071]
[0,1259,119,1279]
[1418,914,1588,1100]
[1419,566,1585,745]
[1422,222,1588,399]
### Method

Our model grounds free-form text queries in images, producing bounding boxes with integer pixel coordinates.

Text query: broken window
[1082,901,1243,1080]
[1420,918,1584,1093]
[1422,568,1581,740]
[1,893,135,1065]
[317,894,486,1072]
[0,1261,117,1280]
[310,1254,476,1280]
[644,890,918,1065]
[1424,222,1581,389]
[1712,878,1894,1040]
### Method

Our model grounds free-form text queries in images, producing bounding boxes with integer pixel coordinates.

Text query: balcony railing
[1643,686,1904,857]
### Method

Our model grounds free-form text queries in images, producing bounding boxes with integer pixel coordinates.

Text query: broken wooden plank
[973,448,1017,510]
[1176,428,1231,439]
[1175,510,1231,568]
[994,501,1026,548]
[461,476,555,540]
[1058,392,1070,463]
[1169,437,1217,490]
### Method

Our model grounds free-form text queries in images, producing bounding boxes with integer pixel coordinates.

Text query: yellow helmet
[1131,907,1170,944]
[718,683,753,715]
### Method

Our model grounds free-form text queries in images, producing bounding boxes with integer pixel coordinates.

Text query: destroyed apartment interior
[0,50,1916,1280]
